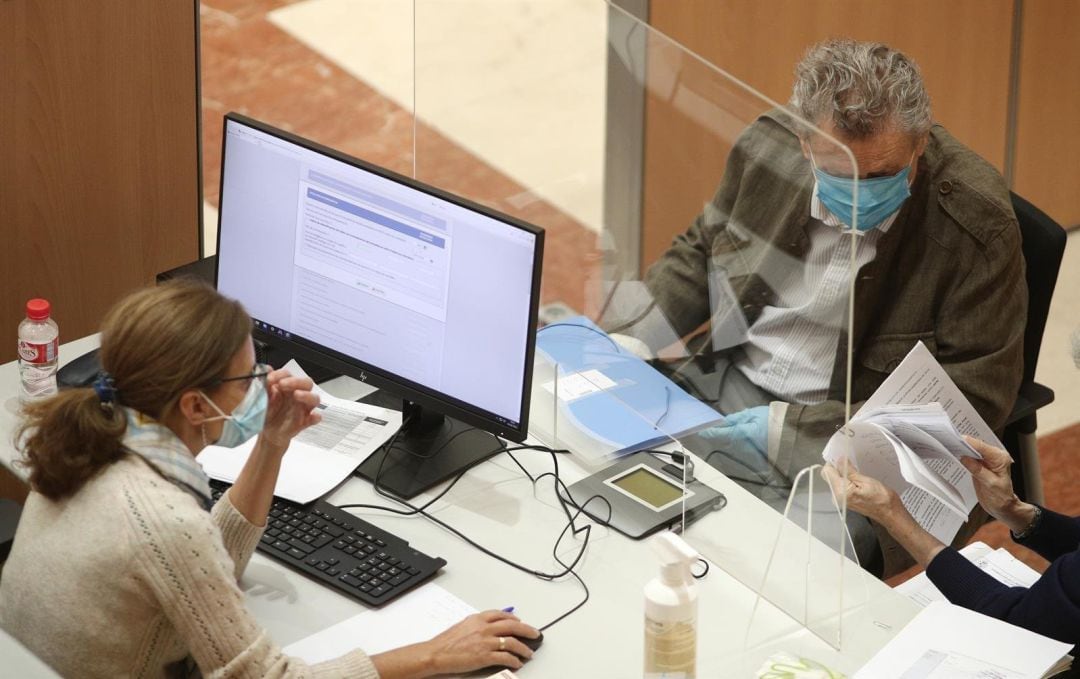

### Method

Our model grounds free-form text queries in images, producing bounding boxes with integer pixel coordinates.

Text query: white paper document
[823,402,980,543]
[542,368,618,402]
[283,584,476,663]
[859,341,1004,449]
[855,601,1072,679]
[895,541,1041,608]
[822,342,1001,544]
[197,360,402,503]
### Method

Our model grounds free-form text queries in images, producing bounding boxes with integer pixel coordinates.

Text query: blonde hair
[17,280,251,499]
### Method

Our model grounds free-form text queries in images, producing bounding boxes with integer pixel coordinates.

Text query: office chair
[1002,192,1067,505]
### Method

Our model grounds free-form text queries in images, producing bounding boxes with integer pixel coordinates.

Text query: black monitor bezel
[215,112,544,443]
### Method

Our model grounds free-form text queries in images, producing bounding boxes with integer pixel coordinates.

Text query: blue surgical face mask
[200,378,268,448]
[811,149,916,231]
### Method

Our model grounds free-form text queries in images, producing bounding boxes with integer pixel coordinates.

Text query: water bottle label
[18,339,57,364]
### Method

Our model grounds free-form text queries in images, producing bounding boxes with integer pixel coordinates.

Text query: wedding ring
[498,636,506,651]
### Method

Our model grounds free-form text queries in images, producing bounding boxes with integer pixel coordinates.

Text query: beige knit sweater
[0,455,379,678]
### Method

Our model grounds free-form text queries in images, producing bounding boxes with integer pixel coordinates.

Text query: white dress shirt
[734,186,897,404]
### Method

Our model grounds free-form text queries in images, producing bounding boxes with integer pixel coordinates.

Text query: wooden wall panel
[0,1,200,364]
[642,0,1014,270]
[1012,1,1080,228]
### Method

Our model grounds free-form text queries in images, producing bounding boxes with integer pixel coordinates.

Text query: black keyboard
[210,480,446,607]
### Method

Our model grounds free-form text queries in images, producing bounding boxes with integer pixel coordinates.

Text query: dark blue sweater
[926,507,1080,649]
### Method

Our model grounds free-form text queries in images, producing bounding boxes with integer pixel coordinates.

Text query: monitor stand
[354,398,506,500]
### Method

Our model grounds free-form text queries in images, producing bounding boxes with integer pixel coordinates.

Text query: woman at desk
[824,437,1080,648]
[0,281,539,678]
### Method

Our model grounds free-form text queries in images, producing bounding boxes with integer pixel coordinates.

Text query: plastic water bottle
[18,298,59,402]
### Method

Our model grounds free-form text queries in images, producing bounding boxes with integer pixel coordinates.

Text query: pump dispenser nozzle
[651,530,699,585]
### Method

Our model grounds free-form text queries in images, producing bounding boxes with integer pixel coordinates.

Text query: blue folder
[535,317,724,456]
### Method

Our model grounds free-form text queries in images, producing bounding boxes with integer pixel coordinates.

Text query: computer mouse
[514,632,544,652]
[475,633,544,675]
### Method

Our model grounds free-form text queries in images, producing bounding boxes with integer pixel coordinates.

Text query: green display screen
[610,467,683,509]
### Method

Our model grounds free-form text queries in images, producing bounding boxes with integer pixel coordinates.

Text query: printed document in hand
[854,600,1072,679]
[894,541,1041,608]
[197,360,402,503]
[822,341,1003,544]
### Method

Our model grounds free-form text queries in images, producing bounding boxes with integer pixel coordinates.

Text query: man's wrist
[1010,504,1043,540]
[998,498,1037,534]
[874,499,913,533]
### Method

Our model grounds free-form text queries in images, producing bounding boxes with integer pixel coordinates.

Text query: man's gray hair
[790,39,932,139]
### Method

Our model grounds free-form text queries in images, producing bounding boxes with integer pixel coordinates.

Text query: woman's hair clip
[92,372,118,409]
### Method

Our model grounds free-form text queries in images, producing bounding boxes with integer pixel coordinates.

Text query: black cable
[336,436,602,631]
[605,298,659,336]
[702,447,792,491]
[692,557,710,580]
[537,321,621,352]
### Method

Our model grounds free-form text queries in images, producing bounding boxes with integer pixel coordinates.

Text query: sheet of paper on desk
[894,541,1041,608]
[196,360,402,503]
[854,600,1072,679]
[283,584,477,663]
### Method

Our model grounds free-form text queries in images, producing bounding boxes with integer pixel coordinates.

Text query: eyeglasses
[210,362,272,389]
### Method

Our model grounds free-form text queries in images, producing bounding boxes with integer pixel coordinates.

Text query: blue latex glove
[699,405,769,458]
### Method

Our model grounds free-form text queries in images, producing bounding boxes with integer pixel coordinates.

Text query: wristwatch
[1011,505,1044,541]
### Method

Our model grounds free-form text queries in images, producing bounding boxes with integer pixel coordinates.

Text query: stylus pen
[501,606,515,613]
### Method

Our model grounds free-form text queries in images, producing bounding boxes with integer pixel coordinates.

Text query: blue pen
[501,606,515,613]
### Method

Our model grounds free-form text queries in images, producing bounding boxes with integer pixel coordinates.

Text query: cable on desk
[702,447,793,491]
[336,433,610,631]
[644,446,791,492]
[536,321,621,352]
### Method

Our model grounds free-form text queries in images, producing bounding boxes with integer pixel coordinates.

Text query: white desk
[0,335,918,676]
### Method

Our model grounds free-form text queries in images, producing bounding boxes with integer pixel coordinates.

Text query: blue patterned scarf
[121,407,212,511]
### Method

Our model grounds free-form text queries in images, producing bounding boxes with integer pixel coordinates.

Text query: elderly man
[631,39,1026,576]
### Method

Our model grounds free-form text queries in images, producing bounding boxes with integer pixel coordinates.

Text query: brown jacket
[644,109,1027,476]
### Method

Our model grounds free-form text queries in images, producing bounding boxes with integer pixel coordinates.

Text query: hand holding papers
[822,342,1002,544]
[198,360,402,503]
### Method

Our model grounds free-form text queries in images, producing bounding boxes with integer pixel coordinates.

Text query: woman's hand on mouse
[371,609,540,678]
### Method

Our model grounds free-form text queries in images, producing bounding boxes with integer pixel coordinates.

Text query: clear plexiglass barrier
[411,1,917,674]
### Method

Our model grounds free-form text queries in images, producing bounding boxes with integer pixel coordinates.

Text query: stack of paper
[822,342,1006,544]
[823,402,981,544]
[855,601,1072,678]
[197,361,402,503]
[895,541,1041,608]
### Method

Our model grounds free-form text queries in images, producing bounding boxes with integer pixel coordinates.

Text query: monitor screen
[215,114,544,496]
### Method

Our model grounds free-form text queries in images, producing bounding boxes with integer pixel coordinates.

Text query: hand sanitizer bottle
[644,531,699,679]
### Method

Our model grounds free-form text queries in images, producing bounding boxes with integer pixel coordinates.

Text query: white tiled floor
[1033,229,1080,434]
[268,0,608,233]
[202,202,218,257]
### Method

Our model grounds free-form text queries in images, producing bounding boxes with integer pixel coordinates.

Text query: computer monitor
[215,113,544,499]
